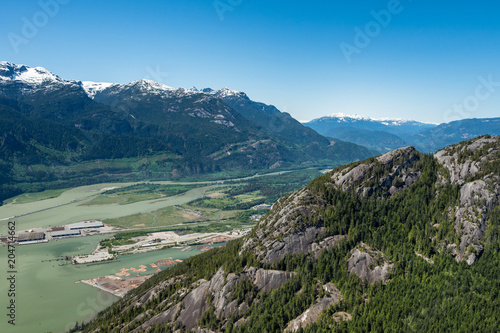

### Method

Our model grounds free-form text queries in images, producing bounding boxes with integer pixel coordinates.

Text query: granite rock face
[241,188,327,264]
[285,283,343,332]
[308,235,348,259]
[434,136,498,185]
[253,268,294,293]
[330,146,422,198]
[347,243,393,284]
[333,311,353,322]
[434,136,500,264]
[132,267,293,332]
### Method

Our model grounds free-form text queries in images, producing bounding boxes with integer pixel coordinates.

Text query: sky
[1,0,500,124]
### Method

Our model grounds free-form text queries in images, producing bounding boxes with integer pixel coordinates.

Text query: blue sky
[1,0,500,124]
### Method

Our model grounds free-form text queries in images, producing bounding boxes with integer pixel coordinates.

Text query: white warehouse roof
[51,230,81,237]
[67,221,104,230]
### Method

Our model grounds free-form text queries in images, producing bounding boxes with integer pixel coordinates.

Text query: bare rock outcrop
[434,136,498,185]
[175,280,213,330]
[415,252,434,264]
[241,148,423,266]
[347,243,393,284]
[210,270,241,319]
[285,283,343,332]
[253,268,294,293]
[332,311,352,322]
[208,267,293,319]
[133,303,180,332]
[134,266,293,332]
[330,146,422,198]
[192,328,218,333]
[434,135,500,264]
[308,235,348,259]
[241,188,326,264]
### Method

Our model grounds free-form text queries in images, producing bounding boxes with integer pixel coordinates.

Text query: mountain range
[0,62,371,202]
[81,135,500,333]
[1,61,498,203]
[305,113,500,153]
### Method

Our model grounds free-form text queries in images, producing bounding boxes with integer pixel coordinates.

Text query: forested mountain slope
[83,135,500,333]
[0,62,371,202]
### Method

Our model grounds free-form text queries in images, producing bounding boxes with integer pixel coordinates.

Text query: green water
[0,180,256,332]
[0,235,222,333]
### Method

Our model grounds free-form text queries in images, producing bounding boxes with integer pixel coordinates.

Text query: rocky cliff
[434,136,500,264]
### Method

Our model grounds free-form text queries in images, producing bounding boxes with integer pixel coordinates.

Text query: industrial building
[18,232,46,243]
[51,230,81,238]
[67,221,104,230]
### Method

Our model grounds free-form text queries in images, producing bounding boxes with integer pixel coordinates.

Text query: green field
[101,186,264,229]
[81,183,203,206]
[4,188,67,205]
[104,205,212,228]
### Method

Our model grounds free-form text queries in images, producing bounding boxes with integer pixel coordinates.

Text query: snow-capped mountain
[0,61,64,85]
[305,113,500,153]
[209,87,246,99]
[81,80,245,102]
[82,79,188,100]
[304,113,439,153]
[0,62,89,102]
[0,61,84,99]
[305,112,437,143]
[0,62,245,102]
[309,113,437,134]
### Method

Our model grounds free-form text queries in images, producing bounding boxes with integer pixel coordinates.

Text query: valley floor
[0,168,320,333]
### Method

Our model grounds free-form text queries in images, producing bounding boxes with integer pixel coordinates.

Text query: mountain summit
[0,61,63,85]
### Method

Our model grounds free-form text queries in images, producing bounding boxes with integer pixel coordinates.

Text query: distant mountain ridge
[305,113,500,153]
[307,113,437,134]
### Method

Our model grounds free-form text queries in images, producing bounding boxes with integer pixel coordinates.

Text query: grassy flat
[81,183,202,206]
[4,188,67,205]
[103,205,240,229]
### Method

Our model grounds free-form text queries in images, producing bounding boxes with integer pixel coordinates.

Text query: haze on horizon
[1,0,499,124]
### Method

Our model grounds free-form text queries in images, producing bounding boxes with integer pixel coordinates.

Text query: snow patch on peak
[129,79,175,92]
[81,81,117,99]
[326,113,438,125]
[0,62,62,85]
[328,112,371,121]
[197,87,246,98]
[215,87,243,98]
